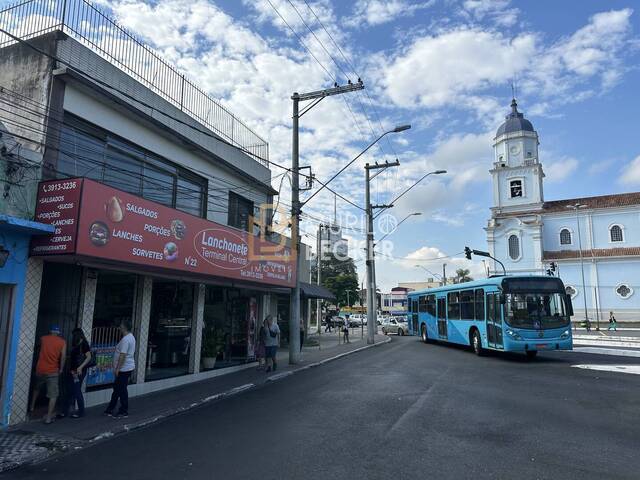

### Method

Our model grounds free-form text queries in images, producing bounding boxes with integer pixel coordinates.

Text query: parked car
[330,316,346,328]
[381,316,409,336]
[347,314,365,327]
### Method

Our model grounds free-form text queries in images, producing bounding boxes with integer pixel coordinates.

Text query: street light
[566,203,590,330]
[414,264,442,281]
[376,212,421,244]
[374,170,447,219]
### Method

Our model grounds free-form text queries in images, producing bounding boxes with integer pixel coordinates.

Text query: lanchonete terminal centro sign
[31,178,295,287]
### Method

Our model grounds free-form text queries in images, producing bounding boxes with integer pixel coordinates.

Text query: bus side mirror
[565,294,574,316]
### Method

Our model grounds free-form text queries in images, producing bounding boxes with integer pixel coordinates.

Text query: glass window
[460,290,474,319]
[176,176,205,217]
[426,295,436,316]
[57,125,105,180]
[418,295,427,313]
[228,192,254,231]
[510,180,522,198]
[103,146,143,195]
[610,225,623,242]
[474,289,485,321]
[412,300,418,314]
[504,293,569,329]
[508,235,520,260]
[560,229,572,245]
[147,281,194,381]
[447,291,460,320]
[143,163,175,207]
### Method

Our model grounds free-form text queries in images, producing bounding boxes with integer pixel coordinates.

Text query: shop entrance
[147,280,194,381]
[88,272,137,389]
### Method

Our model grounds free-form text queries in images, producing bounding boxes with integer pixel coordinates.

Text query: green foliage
[455,268,473,283]
[312,254,359,307]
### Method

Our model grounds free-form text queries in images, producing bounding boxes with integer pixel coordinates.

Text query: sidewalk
[0,331,389,473]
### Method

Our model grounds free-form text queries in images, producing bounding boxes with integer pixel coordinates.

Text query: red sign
[31,179,82,254]
[32,178,295,287]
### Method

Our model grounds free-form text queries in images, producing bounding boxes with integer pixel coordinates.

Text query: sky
[5,0,640,291]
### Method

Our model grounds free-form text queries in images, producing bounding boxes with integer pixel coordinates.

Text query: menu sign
[31,178,295,287]
[30,179,82,255]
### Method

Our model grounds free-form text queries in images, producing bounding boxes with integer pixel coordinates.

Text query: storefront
[25,178,295,410]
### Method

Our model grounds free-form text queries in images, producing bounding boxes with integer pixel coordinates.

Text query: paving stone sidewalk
[0,331,390,473]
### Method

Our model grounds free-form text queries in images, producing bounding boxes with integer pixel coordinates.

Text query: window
[447,291,460,320]
[474,289,485,321]
[426,295,436,317]
[510,180,523,198]
[418,295,427,313]
[560,229,572,245]
[610,225,624,243]
[412,300,418,313]
[527,151,532,158]
[615,284,633,299]
[228,192,254,231]
[508,234,520,260]
[460,290,474,319]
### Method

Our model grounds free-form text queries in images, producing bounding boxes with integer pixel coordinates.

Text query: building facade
[0,2,320,427]
[486,100,640,322]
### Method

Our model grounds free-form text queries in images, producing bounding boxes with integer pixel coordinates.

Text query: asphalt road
[8,337,640,480]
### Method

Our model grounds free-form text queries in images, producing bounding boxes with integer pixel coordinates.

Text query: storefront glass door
[147,281,194,381]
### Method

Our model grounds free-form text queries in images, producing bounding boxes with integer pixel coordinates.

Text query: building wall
[490,216,543,274]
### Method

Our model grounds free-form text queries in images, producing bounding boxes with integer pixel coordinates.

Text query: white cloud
[344,0,435,28]
[462,0,520,27]
[544,157,579,183]
[619,155,640,185]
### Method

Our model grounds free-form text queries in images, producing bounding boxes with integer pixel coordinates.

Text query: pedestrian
[343,317,350,344]
[585,318,592,332]
[256,318,267,370]
[264,315,280,373]
[30,325,66,424]
[104,321,136,418]
[299,317,305,353]
[324,314,332,333]
[62,328,92,418]
[608,311,617,331]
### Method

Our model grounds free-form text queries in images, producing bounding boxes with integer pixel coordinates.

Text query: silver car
[381,317,409,336]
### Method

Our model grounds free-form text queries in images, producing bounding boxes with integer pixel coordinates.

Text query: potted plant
[201,326,219,370]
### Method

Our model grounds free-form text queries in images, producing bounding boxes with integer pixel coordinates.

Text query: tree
[311,254,359,307]
[455,268,473,283]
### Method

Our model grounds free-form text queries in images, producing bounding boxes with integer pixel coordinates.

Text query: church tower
[490,99,544,214]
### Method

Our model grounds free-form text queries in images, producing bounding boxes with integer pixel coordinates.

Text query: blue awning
[0,214,55,235]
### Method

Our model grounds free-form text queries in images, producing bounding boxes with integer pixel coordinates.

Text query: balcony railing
[0,0,269,166]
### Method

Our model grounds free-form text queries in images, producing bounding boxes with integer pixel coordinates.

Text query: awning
[300,282,336,300]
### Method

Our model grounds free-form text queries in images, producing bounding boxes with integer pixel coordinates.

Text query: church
[485,100,640,323]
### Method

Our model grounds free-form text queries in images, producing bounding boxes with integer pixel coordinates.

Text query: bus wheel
[421,325,429,343]
[471,329,484,356]
[526,350,538,360]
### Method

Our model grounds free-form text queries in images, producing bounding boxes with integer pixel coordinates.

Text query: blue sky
[5,0,639,290]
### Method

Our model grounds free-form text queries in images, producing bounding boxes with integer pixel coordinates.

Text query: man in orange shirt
[30,325,66,424]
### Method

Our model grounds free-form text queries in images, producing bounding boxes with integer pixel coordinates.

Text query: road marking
[572,364,640,375]
[574,340,640,348]
[571,347,640,357]
[573,335,640,342]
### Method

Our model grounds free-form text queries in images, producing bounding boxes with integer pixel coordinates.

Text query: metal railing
[0,0,269,165]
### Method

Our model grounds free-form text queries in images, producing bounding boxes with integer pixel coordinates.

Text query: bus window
[474,289,485,321]
[426,295,436,316]
[447,292,460,320]
[412,299,418,314]
[419,295,427,313]
[460,290,474,319]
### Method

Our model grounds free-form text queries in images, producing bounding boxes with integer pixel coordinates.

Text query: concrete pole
[317,224,322,335]
[289,93,301,363]
[575,206,589,327]
[442,264,447,286]
[366,164,376,344]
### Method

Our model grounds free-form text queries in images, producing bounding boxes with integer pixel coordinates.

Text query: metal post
[442,264,447,286]
[316,224,322,336]
[289,94,301,364]
[365,165,376,345]
[575,206,589,328]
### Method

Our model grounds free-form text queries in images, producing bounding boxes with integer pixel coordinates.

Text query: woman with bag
[63,328,92,418]
[264,315,280,373]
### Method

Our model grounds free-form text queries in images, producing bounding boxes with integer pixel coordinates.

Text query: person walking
[343,316,350,344]
[256,318,267,371]
[324,314,333,333]
[299,318,305,353]
[264,315,280,373]
[30,325,66,424]
[104,321,136,418]
[62,328,92,418]
[608,311,617,331]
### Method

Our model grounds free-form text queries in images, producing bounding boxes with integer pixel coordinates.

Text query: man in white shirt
[104,321,136,418]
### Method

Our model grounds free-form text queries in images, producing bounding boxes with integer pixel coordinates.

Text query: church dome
[495,99,534,137]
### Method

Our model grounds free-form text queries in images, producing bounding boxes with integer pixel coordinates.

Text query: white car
[381,317,409,336]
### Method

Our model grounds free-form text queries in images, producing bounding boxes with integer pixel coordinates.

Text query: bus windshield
[504,292,569,329]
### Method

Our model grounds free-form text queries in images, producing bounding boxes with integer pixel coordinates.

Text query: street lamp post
[414,264,442,282]
[376,212,421,244]
[567,204,590,330]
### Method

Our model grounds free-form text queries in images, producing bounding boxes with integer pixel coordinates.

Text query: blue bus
[407,275,573,358]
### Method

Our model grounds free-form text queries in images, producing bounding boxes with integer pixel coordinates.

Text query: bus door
[486,293,503,349]
[437,297,447,339]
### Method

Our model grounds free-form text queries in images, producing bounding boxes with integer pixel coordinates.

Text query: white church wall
[590,210,640,249]
[543,215,590,251]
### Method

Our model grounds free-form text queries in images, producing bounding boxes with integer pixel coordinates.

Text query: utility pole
[366,160,399,344]
[316,223,324,335]
[290,81,363,364]
[567,203,589,329]
[442,264,447,286]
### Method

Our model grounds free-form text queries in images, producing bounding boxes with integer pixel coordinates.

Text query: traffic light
[464,246,472,260]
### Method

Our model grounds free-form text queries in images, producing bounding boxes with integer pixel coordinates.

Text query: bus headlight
[506,329,522,341]
[560,330,570,339]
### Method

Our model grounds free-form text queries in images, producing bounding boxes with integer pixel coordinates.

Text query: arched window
[610,225,624,242]
[508,234,520,260]
[560,229,572,245]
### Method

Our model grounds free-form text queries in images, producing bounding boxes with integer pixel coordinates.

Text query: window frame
[228,191,255,232]
[474,289,485,321]
[507,233,521,261]
[609,224,625,243]
[447,291,461,321]
[509,178,524,199]
[559,228,573,246]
